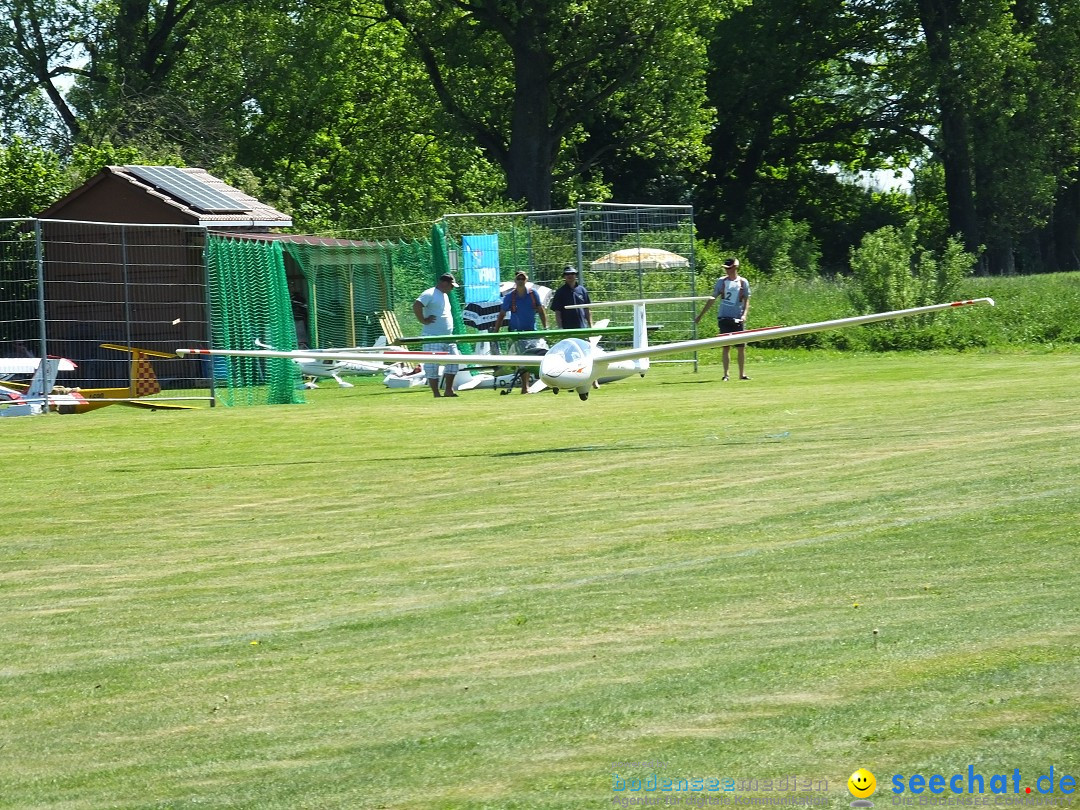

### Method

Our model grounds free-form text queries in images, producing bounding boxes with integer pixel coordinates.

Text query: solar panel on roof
[123,165,251,214]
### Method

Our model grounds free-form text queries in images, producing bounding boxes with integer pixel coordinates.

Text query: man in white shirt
[413,273,462,397]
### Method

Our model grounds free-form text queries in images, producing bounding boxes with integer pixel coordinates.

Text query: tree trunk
[1050,180,1080,271]
[917,0,981,257]
[503,39,556,210]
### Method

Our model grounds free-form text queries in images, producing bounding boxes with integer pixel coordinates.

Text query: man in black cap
[413,273,462,397]
[694,257,751,381]
[549,265,593,330]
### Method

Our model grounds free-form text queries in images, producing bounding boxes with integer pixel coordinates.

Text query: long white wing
[0,357,78,374]
[596,298,995,364]
[177,299,993,369]
[176,347,546,367]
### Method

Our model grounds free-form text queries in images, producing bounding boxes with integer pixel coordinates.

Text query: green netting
[206,235,303,406]
[283,227,461,347]
[204,229,464,407]
[283,240,394,347]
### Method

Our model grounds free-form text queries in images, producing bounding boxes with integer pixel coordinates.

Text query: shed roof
[40,166,293,229]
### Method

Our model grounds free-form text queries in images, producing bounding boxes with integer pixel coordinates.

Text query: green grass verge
[1,353,1078,809]
[742,271,1080,351]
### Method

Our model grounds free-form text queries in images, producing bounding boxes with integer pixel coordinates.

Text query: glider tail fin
[27,359,62,406]
[633,303,650,372]
[132,351,162,396]
[590,318,610,348]
[99,344,169,396]
[632,303,649,351]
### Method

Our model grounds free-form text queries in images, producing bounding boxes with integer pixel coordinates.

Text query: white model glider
[176,297,995,401]
[254,339,393,388]
[0,356,77,377]
[0,358,70,416]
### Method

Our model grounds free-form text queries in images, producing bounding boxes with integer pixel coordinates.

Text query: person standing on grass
[493,271,548,394]
[414,273,462,398]
[550,265,601,388]
[550,266,593,330]
[694,257,751,381]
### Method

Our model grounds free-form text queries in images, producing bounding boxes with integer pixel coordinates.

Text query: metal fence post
[203,227,217,406]
[122,224,133,349]
[34,219,47,366]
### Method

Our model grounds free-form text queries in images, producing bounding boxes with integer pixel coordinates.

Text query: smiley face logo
[848,768,877,799]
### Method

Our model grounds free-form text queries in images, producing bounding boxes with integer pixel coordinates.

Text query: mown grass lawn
[1,351,1078,809]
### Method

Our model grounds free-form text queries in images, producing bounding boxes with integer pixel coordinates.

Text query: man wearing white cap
[413,273,462,397]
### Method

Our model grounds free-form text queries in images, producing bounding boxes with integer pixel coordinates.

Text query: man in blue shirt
[494,271,548,334]
[549,266,593,330]
[493,271,548,393]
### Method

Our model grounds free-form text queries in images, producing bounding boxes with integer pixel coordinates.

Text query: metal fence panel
[1,219,212,397]
[441,203,700,353]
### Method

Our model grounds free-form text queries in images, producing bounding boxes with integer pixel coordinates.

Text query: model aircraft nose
[539,338,593,388]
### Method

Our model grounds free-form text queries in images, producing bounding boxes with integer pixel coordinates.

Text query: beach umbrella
[590,247,690,270]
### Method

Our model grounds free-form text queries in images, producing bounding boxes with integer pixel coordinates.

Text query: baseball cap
[723,257,739,268]
[515,271,528,280]
[439,273,460,287]
[562,265,578,275]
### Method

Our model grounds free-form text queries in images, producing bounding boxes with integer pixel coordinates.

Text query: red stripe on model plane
[179,347,449,357]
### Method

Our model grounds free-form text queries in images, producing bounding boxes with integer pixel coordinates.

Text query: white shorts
[422,342,460,379]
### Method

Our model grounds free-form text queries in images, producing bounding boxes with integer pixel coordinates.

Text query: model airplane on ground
[254,339,394,388]
[0,355,78,379]
[176,297,995,401]
[382,318,617,394]
[1,344,198,414]
[1,357,75,416]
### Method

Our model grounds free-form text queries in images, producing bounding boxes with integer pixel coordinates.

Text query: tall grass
[738,272,1080,351]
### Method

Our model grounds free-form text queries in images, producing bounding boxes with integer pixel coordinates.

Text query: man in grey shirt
[694,257,751,381]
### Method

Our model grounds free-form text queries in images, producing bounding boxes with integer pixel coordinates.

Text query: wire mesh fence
[441,203,700,353]
[2,203,702,414]
[1,218,213,406]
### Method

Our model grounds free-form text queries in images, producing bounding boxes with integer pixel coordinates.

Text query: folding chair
[378,311,405,346]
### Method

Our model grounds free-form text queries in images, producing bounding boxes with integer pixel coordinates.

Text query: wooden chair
[378,311,405,345]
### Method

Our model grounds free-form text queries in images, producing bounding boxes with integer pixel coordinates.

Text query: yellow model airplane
[0,344,198,414]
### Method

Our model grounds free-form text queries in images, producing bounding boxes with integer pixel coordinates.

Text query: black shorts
[718,317,745,335]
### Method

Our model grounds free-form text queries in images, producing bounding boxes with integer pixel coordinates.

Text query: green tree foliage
[697,0,928,267]
[849,220,976,313]
[0,136,66,216]
[2,0,1079,275]
[732,216,821,280]
[381,0,716,210]
[903,0,1080,272]
[699,0,1080,275]
[224,0,508,230]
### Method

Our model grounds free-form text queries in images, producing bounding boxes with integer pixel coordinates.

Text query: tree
[0,0,85,145]
[697,0,927,263]
[222,0,509,230]
[380,0,715,210]
[0,136,66,216]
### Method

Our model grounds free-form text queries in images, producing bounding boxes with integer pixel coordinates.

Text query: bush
[849,221,976,313]
[733,216,822,280]
[743,272,1078,354]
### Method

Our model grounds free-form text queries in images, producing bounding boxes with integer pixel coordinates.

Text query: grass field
[2,351,1078,809]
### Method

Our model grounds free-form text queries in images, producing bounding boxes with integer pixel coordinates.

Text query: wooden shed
[34,166,292,386]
